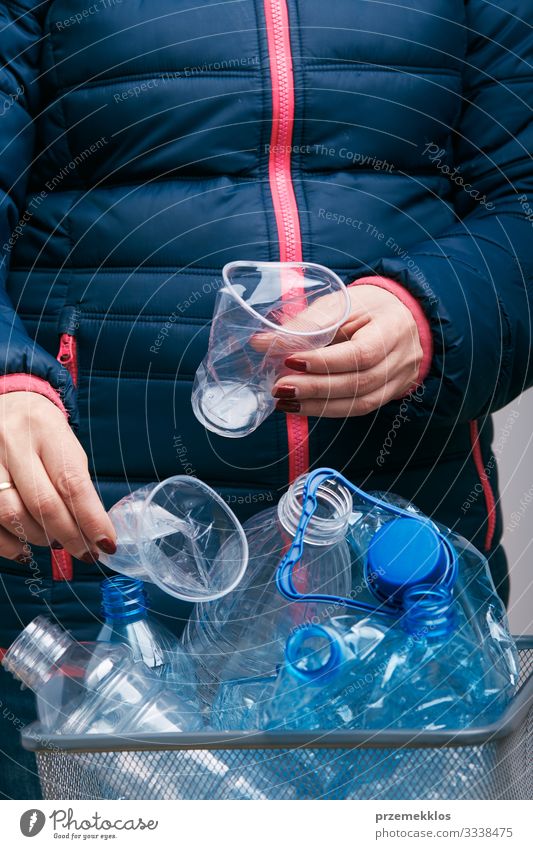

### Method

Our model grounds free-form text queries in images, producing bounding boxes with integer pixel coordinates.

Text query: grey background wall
[493,392,533,635]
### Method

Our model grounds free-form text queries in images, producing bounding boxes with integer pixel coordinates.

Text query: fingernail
[50,540,63,550]
[273,385,297,400]
[80,550,100,564]
[276,400,301,413]
[96,537,117,555]
[285,357,307,373]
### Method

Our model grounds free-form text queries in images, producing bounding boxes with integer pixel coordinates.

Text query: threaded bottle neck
[402,584,456,642]
[285,624,345,685]
[278,474,353,545]
[1,616,74,691]
[101,576,148,623]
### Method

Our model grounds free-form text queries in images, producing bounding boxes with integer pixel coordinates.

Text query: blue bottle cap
[366,517,448,605]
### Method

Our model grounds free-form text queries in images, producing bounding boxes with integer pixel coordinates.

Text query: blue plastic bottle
[363,583,516,730]
[97,576,196,703]
[274,468,518,725]
[261,621,378,731]
[263,582,517,732]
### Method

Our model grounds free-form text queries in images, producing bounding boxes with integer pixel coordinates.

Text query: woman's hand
[272,285,423,417]
[0,392,116,563]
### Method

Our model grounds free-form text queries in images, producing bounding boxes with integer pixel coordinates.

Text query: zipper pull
[57,333,78,387]
[57,333,74,365]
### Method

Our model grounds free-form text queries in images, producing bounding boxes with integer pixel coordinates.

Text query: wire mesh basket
[21,637,533,800]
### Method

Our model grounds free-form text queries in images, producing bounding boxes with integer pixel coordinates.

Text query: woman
[0,1,531,798]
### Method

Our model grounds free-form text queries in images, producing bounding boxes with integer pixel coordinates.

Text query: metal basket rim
[20,635,533,754]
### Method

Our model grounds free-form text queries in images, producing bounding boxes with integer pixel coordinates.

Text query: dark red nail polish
[276,400,301,413]
[273,385,297,400]
[285,357,307,373]
[80,550,100,564]
[96,537,117,555]
[50,539,63,550]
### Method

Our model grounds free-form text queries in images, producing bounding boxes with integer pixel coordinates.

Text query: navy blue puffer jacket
[0,0,532,647]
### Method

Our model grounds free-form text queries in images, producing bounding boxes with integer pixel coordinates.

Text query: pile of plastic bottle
[3,468,519,799]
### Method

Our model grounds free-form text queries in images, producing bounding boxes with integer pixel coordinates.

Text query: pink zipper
[264,0,309,482]
[51,333,79,581]
[470,420,497,551]
[57,333,78,388]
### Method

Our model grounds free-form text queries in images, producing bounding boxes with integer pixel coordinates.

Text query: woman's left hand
[272,285,423,417]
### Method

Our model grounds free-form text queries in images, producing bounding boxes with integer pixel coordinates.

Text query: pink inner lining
[0,373,68,418]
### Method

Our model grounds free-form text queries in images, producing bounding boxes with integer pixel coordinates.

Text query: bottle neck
[402,584,456,642]
[101,576,148,624]
[285,625,345,685]
[1,616,74,691]
[278,474,353,545]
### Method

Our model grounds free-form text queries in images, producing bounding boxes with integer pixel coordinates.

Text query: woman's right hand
[0,391,117,563]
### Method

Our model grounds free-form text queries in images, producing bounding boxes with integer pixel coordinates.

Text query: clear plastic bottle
[97,576,197,704]
[3,618,289,799]
[2,616,202,735]
[181,474,354,705]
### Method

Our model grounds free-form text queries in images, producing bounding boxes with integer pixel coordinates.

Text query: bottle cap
[366,517,448,605]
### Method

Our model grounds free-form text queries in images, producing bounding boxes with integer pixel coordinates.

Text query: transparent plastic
[262,585,518,733]
[211,674,276,731]
[181,474,353,705]
[276,470,458,617]
[192,261,350,437]
[347,488,519,682]
[208,468,518,738]
[2,617,202,735]
[98,475,248,602]
[5,619,285,800]
[97,576,197,703]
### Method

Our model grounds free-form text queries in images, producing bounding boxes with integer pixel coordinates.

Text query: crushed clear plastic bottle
[262,582,517,733]
[181,473,353,705]
[4,617,292,800]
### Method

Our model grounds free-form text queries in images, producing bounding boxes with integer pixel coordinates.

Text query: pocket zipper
[51,333,79,581]
[57,332,78,388]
